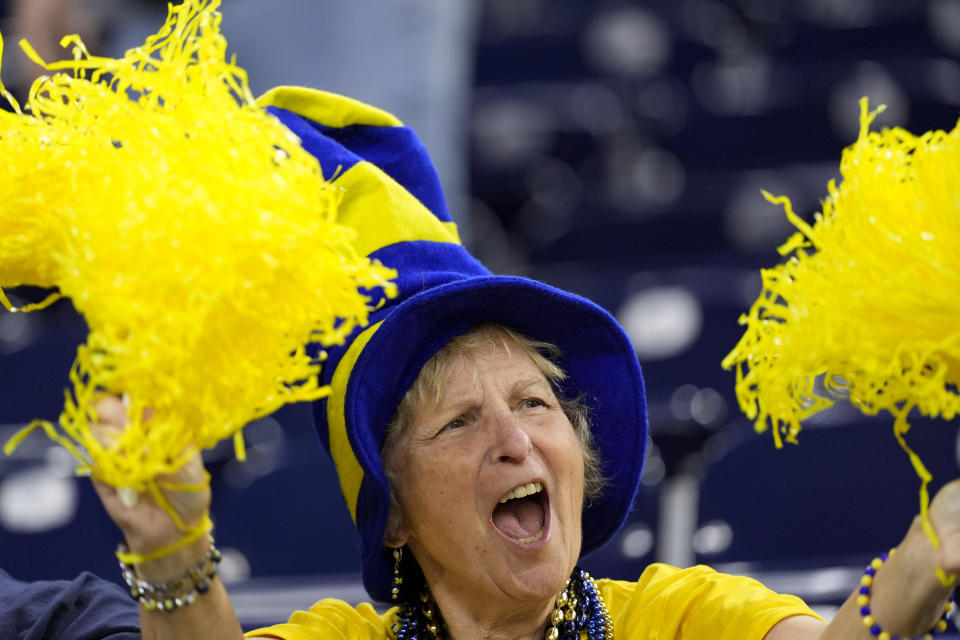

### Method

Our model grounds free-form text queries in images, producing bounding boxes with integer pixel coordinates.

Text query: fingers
[92,393,127,429]
[86,395,213,553]
[117,487,141,509]
[89,394,139,505]
[929,479,960,575]
[89,394,154,447]
[91,478,117,505]
[91,478,135,528]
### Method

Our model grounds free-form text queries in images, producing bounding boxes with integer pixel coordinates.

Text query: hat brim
[343,275,648,601]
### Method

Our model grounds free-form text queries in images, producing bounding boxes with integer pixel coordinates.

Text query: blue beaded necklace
[391,566,613,640]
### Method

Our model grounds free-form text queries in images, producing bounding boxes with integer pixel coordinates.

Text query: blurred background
[3,0,960,630]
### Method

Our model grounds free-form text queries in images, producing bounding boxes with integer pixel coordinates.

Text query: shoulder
[246,598,398,640]
[597,562,809,604]
[596,562,765,602]
[594,564,820,640]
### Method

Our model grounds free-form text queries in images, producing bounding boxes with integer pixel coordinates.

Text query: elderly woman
[91,88,960,640]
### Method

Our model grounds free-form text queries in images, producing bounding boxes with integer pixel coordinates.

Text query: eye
[521,398,546,409]
[441,417,467,432]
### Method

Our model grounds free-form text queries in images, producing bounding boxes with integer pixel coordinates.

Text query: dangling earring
[391,546,403,601]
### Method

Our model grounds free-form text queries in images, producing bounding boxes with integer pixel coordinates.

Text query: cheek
[560,423,587,468]
[398,448,474,522]
[568,455,586,508]
[541,426,587,498]
[566,435,588,504]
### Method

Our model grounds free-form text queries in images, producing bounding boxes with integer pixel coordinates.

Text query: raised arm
[91,395,246,640]
[766,479,960,640]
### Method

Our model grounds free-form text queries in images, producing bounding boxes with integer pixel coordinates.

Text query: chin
[496,549,579,602]
[490,489,583,598]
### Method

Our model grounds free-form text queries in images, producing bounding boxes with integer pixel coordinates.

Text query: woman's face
[386,336,585,608]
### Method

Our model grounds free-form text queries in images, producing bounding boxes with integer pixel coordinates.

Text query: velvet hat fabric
[257,86,649,602]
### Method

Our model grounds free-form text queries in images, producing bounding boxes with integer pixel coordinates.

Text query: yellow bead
[936,619,948,631]
[922,634,932,640]
[871,558,884,570]
[546,627,559,640]
[878,633,890,640]
[551,608,564,625]
[860,575,873,586]
[856,595,869,606]
[862,615,875,627]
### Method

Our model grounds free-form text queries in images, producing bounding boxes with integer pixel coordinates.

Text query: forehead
[414,334,550,408]
[441,338,544,390]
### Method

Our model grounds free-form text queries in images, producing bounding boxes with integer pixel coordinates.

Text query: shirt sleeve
[0,568,141,640]
[245,599,396,640]
[599,563,822,640]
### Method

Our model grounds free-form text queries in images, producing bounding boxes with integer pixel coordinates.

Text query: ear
[383,491,410,547]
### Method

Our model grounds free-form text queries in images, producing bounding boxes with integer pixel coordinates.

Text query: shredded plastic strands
[0,0,396,523]
[723,99,960,581]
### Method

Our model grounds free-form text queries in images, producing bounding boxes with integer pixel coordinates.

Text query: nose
[489,410,532,463]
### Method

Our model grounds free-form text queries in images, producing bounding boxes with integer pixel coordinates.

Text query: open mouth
[492,481,549,544]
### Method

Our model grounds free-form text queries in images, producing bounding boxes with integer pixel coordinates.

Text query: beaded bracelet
[118,538,222,613]
[858,550,953,640]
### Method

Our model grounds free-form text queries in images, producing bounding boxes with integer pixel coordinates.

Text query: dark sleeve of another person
[0,569,141,640]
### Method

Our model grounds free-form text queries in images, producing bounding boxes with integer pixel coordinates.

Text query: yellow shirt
[246,564,820,640]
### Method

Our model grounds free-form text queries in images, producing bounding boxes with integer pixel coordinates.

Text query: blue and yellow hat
[257,87,648,602]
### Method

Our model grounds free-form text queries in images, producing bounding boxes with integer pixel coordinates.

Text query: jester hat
[257,87,649,601]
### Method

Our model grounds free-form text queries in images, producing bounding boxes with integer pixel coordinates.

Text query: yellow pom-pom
[722,99,960,561]
[0,0,396,498]
[723,97,960,448]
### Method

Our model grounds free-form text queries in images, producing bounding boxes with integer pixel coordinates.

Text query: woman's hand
[768,478,960,640]
[87,395,244,640]
[929,477,960,578]
[89,394,212,578]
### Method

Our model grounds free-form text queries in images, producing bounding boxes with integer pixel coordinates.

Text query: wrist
[120,534,222,613]
[869,518,954,635]
[127,531,214,582]
[118,513,214,579]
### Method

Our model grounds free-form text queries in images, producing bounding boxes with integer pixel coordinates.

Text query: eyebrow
[513,377,547,394]
[432,376,548,415]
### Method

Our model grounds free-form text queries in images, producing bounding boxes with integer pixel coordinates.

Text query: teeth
[498,481,543,504]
